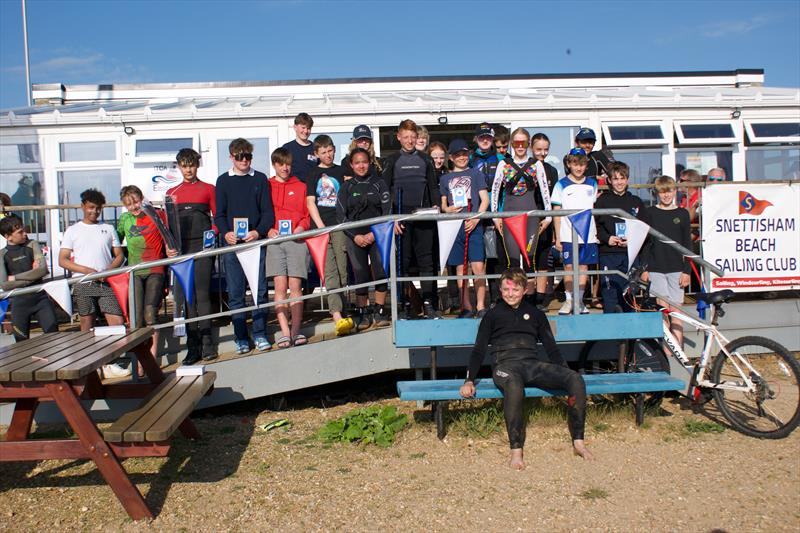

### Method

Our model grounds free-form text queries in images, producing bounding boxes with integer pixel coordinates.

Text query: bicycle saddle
[696,289,735,305]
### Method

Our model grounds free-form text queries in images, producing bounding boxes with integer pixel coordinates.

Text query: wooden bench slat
[394,312,664,348]
[0,332,90,379]
[397,373,685,401]
[2,333,96,381]
[11,334,119,382]
[103,371,215,443]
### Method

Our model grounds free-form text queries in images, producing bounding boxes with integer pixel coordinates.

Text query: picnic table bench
[0,328,215,520]
[395,312,686,438]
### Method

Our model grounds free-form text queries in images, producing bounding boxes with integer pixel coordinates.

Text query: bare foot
[573,439,594,461]
[510,448,525,470]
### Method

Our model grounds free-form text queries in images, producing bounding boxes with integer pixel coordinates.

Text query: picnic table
[0,328,216,520]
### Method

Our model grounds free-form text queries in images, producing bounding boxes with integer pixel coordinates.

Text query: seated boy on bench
[459,267,593,469]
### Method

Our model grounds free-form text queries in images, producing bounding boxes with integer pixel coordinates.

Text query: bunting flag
[624,218,651,269]
[305,233,330,286]
[436,219,463,273]
[42,279,72,316]
[567,209,592,246]
[504,213,530,267]
[235,245,262,304]
[370,221,394,276]
[106,272,130,323]
[0,299,8,325]
[169,258,195,307]
[738,191,773,216]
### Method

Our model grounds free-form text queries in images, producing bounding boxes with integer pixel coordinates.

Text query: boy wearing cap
[470,122,502,301]
[551,148,599,315]
[282,112,318,183]
[306,135,353,336]
[215,138,274,354]
[566,128,614,183]
[439,139,489,318]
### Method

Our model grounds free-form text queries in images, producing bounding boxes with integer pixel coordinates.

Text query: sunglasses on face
[233,152,253,161]
[512,140,529,149]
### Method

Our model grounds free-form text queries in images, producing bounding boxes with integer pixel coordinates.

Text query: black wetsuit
[0,240,58,341]
[466,299,586,448]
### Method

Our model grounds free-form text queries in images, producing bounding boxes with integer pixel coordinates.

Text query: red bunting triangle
[106,272,130,323]
[305,233,330,286]
[504,213,531,267]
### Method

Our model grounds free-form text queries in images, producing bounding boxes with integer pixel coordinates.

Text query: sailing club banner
[702,182,799,292]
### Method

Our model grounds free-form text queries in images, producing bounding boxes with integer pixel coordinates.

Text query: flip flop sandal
[276,335,292,349]
[292,334,308,346]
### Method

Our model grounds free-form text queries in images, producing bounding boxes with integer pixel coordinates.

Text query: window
[59,140,116,162]
[676,150,733,181]
[675,122,738,145]
[136,138,193,158]
[1,142,45,231]
[746,147,800,180]
[58,169,122,224]
[745,121,800,144]
[522,126,581,176]
[0,143,40,165]
[612,150,663,205]
[216,138,270,177]
[602,123,666,147]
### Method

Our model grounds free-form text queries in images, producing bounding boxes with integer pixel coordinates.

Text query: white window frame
[744,119,800,144]
[601,121,667,147]
[674,120,740,145]
[131,134,198,164]
[53,133,121,169]
[0,135,43,172]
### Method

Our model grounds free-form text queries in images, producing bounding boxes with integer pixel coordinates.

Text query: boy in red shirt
[267,147,311,348]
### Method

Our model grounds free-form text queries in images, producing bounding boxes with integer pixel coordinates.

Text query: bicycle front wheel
[710,336,800,439]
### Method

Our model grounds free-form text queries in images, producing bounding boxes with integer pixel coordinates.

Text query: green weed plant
[318,405,408,447]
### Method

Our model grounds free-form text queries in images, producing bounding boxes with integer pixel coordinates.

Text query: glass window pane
[58,169,122,224]
[1,171,47,232]
[523,126,580,177]
[746,148,800,180]
[136,138,192,158]
[1,143,40,166]
[607,125,664,141]
[612,150,663,206]
[679,123,735,140]
[312,132,353,165]
[750,123,800,139]
[216,138,270,177]
[59,141,116,162]
[675,151,733,180]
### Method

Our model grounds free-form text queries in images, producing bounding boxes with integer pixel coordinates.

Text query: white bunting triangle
[235,245,262,304]
[436,219,464,274]
[43,279,73,317]
[625,218,651,269]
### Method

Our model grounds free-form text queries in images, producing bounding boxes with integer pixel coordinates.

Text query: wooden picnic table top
[0,328,153,383]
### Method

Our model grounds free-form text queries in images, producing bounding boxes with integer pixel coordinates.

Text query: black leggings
[399,220,436,304]
[492,358,586,448]
[173,240,214,341]
[346,236,387,296]
[132,273,164,326]
[10,292,58,342]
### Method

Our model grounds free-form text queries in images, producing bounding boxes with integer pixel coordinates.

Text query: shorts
[73,281,124,317]
[649,271,684,303]
[266,239,309,279]
[561,242,598,266]
[447,225,485,266]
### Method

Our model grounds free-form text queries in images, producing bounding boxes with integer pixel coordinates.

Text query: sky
[0,0,799,110]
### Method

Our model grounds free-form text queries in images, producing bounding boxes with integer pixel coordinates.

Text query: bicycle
[625,267,800,439]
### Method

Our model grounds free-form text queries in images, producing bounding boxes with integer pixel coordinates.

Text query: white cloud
[702,15,770,38]
[1,48,153,84]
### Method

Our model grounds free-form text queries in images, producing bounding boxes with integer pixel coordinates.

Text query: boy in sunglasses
[215,138,274,354]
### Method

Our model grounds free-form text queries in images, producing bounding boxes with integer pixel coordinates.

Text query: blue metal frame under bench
[397,372,685,439]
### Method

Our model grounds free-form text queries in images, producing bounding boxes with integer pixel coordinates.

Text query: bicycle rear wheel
[627,338,671,410]
[710,336,800,439]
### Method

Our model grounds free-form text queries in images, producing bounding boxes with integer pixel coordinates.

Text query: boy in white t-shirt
[551,148,599,315]
[58,189,128,377]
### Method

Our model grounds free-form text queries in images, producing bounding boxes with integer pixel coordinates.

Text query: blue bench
[393,312,684,438]
[397,372,685,439]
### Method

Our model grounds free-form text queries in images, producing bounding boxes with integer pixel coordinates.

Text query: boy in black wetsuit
[0,214,59,341]
[460,267,593,469]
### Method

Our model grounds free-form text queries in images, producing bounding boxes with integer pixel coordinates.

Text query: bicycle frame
[658,303,760,395]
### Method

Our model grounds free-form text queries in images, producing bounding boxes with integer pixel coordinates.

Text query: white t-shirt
[551,176,598,244]
[60,221,120,272]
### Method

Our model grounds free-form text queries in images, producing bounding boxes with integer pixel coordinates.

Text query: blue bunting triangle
[0,299,8,325]
[370,221,394,277]
[567,209,593,261]
[169,258,195,307]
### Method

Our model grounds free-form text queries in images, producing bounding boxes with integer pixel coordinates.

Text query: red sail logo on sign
[738,191,773,216]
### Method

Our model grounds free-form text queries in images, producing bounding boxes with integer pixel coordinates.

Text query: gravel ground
[1,395,799,533]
